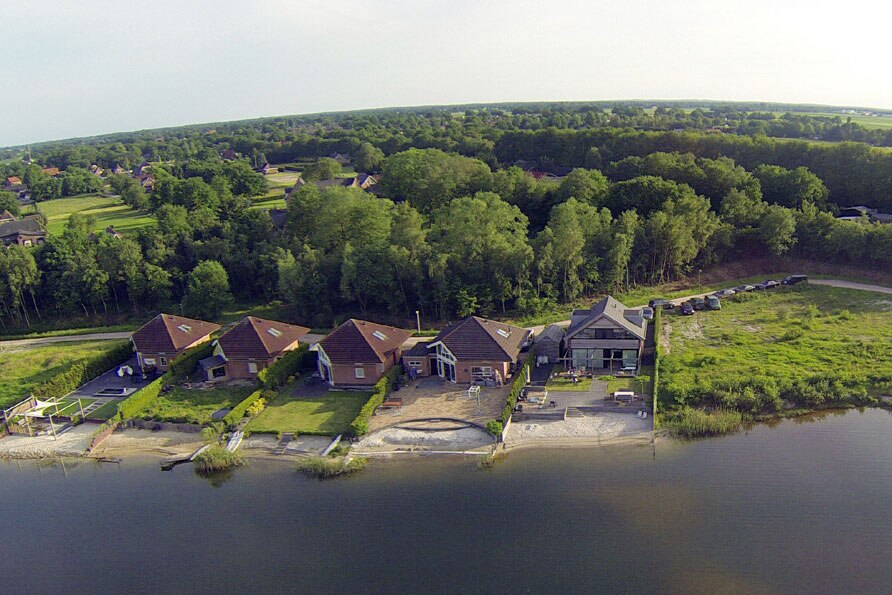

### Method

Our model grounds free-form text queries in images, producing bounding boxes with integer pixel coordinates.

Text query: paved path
[0,331,132,349]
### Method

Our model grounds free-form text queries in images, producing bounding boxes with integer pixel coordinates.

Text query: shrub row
[499,350,535,425]
[652,306,662,424]
[223,389,267,428]
[118,376,165,420]
[168,342,215,381]
[258,345,316,389]
[31,342,133,401]
[349,366,401,436]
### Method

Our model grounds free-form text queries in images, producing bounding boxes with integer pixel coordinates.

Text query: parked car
[688,297,706,311]
[714,288,736,298]
[734,284,756,292]
[706,295,721,310]
[649,298,675,310]
[764,280,780,289]
[782,274,808,285]
[680,302,695,315]
[641,307,654,320]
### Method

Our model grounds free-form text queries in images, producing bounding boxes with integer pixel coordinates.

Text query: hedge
[117,376,165,420]
[258,345,316,390]
[223,389,266,428]
[31,342,133,401]
[652,306,661,425]
[349,366,401,436]
[168,341,215,381]
[499,349,535,425]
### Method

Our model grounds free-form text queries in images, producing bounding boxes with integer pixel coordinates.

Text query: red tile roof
[217,316,310,360]
[6,176,22,185]
[433,317,530,362]
[319,319,412,364]
[131,314,221,354]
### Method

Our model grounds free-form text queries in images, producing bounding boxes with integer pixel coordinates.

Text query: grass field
[246,390,371,435]
[87,400,122,421]
[546,373,593,392]
[606,365,654,396]
[660,285,892,416]
[36,194,156,236]
[139,385,255,425]
[0,340,129,409]
[48,397,97,417]
[248,195,287,211]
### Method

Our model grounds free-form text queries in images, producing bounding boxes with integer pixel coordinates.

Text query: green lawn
[48,397,97,417]
[247,195,287,211]
[87,400,122,421]
[660,285,892,413]
[37,194,156,236]
[246,390,371,435]
[606,365,654,396]
[0,340,128,409]
[545,373,593,392]
[139,386,255,425]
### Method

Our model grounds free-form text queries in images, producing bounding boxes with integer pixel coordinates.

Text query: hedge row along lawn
[0,340,129,409]
[246,389,371,435]
[660,285,892,420]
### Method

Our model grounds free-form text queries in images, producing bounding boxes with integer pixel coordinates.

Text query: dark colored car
[649,298,675,310]
[641,307,654,320]
[782,274,808,285]
[680,302,695,315]
[706,295,721,310]
[714,288,736,298]
[689,297,706,311]
[734,284,755,293]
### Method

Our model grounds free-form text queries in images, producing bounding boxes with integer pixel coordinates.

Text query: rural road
[1,278,889,349]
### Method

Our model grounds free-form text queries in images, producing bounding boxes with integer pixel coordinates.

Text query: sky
[3,0,892,146]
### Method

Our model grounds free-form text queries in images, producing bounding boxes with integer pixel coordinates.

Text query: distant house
[131,314,221,373]
[315,177,360,190]
[104,226,124,239]
[138,174,155,191]
[5,176,22,187]
[284,177,307,203]
[256,162,277,175]
[111,164,126,175]
[41,167,61,177]
[268,208,288,231]
[221,149,238,161]
[563,296,647,372]
[533,324,566,363]
[0,217,46,247]
[133,162,152,176]
[199,317,310,382]
[0,210,16,224]
[89,164,104,177]
[330,152,351,165]
[356,173,378,189]
[421,317,531,385]
[315,319,412,387]
[837,205,892,224]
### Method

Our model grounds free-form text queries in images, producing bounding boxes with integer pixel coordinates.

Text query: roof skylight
[372,330,387,341]
[268,328,282,337]
[177,324,192,333]
[496,328,510,338]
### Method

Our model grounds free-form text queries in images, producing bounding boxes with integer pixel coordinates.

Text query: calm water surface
[1,408,891,594]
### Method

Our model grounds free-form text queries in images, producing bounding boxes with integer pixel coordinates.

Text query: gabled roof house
[315,319,412,387]
[131,314,221,373]
[200,317,310,381]
[411,317,530,385]
[563,296,647,372]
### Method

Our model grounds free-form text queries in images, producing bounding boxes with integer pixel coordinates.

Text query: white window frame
[159,357,168,366]
[354,367,365,379]
[144,357,156,366]
[247,362,258,374]
[406,360,423,368]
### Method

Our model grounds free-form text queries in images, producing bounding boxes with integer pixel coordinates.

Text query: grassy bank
[660,285,892,432]
[193,445,245,473]
[139,386,255,425]
[295,455,367,479]
[0,340,129,409]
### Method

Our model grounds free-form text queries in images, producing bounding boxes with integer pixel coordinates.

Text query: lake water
[1,408,891,594]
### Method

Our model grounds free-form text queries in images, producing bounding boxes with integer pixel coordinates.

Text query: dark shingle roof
[198,355,226,371]
[565,296,647,341]
[433,317,530,362]
[319,319,412,364]
[131,314,221,354]
[217,317,310,360]
[0,218,44,239]
[535,324,566,344]
[404,341,433,357]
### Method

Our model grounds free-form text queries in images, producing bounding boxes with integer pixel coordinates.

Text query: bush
[486,419,503,436]
[258,345,316,389]
[118,376,164,420]
[349,366,401,436]
[31,342,132,401]
[193,445,245,473]
[246,398,266,417]
[664,408,744,438]
[168,342,215,381]
[222,389,265,428]
[295,455,367,479]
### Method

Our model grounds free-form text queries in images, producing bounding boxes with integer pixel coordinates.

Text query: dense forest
[1,101,890,330]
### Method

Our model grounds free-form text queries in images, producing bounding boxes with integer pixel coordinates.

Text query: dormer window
[177,324,192,333]
[268,328,282,337]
